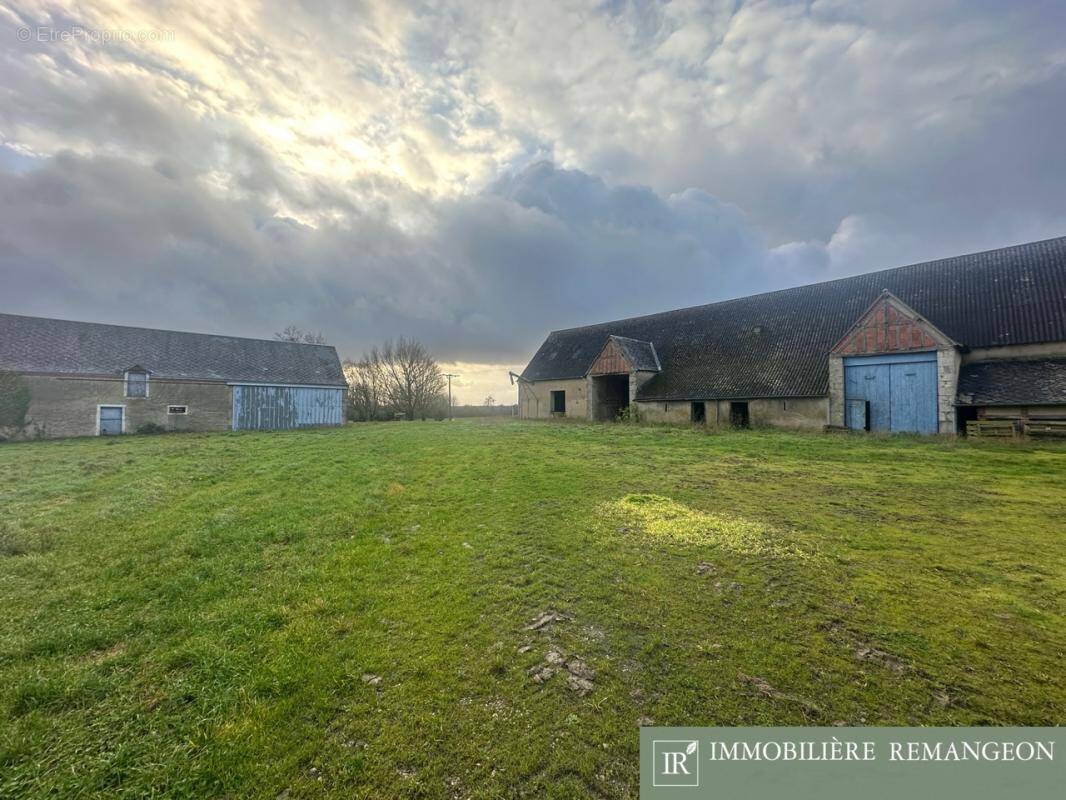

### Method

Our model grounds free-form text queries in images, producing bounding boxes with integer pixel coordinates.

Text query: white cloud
[1,0,1065,401]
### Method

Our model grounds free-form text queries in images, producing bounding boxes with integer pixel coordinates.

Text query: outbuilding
[0,314,347,439]
[518,237,1066,434]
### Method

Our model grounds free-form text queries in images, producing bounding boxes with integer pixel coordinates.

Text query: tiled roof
[0,314,347,386]
[521,236,1066,400]
[956,358,1066,406]
[610,336,661,372]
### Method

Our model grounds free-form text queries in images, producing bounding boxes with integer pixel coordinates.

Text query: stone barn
[0,314,347,439]
[518,237,1066,435]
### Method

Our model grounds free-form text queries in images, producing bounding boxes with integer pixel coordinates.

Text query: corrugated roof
[521,236,1066,400]
[956,359,1066,406]
[0,313,347,386]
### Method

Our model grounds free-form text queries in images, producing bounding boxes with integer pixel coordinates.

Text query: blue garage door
[231,385,345,430]
[844,352,938,434]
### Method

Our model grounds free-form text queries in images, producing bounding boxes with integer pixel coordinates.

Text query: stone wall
[518,378,587,419]
[936,349,960,434]
[17,374,233,439]
[636,397,827,429]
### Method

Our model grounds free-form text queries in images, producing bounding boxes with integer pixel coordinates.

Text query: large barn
[0,314,347,438]
[518,237,1066,435]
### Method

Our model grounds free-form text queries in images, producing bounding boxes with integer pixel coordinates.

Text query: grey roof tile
[521,236,1066,400]
[956,358,1066,406]
[0,314,347,386]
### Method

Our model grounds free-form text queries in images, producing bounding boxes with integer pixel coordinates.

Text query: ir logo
[652,740,699,787]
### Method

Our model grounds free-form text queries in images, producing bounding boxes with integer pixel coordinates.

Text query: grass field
[1,421,1064,798]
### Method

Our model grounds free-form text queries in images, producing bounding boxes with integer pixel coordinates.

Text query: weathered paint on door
[231,385,344,430]
[844,352,938,434]
[99,406,124,435]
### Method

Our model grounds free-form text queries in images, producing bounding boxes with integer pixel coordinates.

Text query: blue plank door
[99,406,124,435]
[844,352,938,434]
[231,385,344,430]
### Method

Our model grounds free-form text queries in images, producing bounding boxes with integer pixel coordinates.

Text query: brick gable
[831,292,954,357]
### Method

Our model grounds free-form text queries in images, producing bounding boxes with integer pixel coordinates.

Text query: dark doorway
[729,401,750,428]
[957,405,978,434]
[550,390,566,414]
[592,374,629,420]
[691,401,706,424]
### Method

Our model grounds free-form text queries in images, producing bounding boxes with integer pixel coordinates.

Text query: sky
[1,1,1064,404]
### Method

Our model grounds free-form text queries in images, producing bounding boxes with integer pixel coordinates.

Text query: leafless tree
[275,325,328,344]
[343,355,387,421]
[379,338,445,421]
[345,339,444,421]
[483,395,495,407]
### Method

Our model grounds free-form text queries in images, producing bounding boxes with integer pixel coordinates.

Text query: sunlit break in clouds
[2,1,1065,400]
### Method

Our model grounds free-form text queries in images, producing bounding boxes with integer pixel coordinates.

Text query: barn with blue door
[519,237,1066,435]
[844,352,938,434]
[0,313,348,438]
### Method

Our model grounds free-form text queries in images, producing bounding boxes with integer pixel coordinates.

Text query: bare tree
[343,354,386,421]
[275,325,328,344]
[483,395,495,407]
[344,339,444,421]
[379,338,444,421]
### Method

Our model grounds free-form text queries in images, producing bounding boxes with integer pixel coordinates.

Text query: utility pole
[443,373,458,421]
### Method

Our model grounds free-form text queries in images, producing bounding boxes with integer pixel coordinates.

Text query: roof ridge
[548,235,1066,335]
[0,312,337,350]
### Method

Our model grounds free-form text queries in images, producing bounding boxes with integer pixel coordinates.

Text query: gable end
[831,291,956,357]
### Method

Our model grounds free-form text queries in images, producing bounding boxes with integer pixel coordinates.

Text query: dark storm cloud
[0,0,1064,378]
[0,154,789,362]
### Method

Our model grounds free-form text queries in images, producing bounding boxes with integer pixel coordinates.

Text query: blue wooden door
[845,363,890,430]
[844,352,938,434]
[99,406,123,435]
[889,361,938,434]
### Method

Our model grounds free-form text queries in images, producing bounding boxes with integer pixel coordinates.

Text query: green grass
[1,421,1063,798]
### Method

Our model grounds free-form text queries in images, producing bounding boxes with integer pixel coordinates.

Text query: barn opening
[691,401,706,424]
[730,401,750,428]
[550,390,566,414]
[592,374,629,420]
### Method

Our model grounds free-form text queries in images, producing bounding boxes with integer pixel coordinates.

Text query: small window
[551,390,566,414]
[167,405,188,415]
[125,370,148,398]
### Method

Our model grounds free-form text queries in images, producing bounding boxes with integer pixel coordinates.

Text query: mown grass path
[1,421,1063,798]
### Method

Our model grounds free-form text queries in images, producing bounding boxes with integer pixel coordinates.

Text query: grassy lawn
[1,421,1064,798]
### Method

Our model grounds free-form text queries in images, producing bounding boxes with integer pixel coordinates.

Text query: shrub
[136,423,168,435]
[0,370,30,434]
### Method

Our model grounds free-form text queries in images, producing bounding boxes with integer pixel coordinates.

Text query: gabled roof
[605,336,660,373]
[521,236,1066,400]
[957,359,1066,406]
[0,313,347,386]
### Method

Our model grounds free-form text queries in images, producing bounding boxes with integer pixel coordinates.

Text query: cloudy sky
[1,1,1064,402]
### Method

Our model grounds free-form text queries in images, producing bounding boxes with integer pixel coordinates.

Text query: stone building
[0,314,347,439]
[518,237,1066,434]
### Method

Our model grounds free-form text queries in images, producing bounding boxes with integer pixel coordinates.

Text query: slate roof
[521,236,1066,400]
[956,359,1066,406]
[0,313,347,386]
[609,336,661,372]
